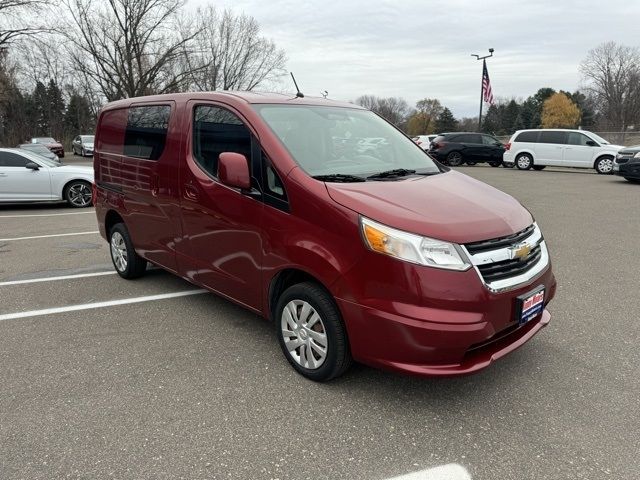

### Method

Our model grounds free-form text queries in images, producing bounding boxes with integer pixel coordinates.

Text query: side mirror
[586,140,598,147]
[218,152,250,190]
[25,162,40,170]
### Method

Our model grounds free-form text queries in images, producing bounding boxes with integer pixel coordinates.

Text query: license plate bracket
[515,286,545,325]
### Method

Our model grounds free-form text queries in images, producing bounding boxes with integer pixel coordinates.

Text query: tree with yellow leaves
[541,93,581,128]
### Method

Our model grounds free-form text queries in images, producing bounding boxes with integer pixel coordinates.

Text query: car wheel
[446,151,464,167]
[81,147,86,157]
[516,153,533,170]
[595,156,614,174]
[533,165,546,171]
[109,223,147,279]
[490,161,502,167]
[64,180,93,208]
[275,282,352,382]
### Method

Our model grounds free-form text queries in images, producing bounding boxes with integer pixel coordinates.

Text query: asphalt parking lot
[1,164,638,480]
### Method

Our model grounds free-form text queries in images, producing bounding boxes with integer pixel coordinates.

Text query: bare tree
[580,42,640,131]
[61,0,199,101]
[0,0,51,49]
[355,95,410,126]
[180,7,286,92]
[16,34,70,90]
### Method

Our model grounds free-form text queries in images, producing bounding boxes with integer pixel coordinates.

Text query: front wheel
[64,180,93,208]
[595,157,614,174]
[109,223,147,279]
[276,282,352,381]
[81,147,86,157]
[446,151,464,166]
[516,154,533,170]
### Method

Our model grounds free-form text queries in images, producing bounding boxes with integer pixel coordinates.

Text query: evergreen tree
[32,81,49,135]
[501,100,521,134]
[47,80,65,140]
[65,94,94,135]
[434,107,458,132]
[482,104,501,134]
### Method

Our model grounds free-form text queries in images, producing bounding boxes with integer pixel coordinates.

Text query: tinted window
[0,151,29,167]
[514,131,539,143]
[567,132,593,146]
[482,135,499,146]
[463,134,482,144]
[193,105,251,177]
[539,131,568,145]
[123,105,170,160]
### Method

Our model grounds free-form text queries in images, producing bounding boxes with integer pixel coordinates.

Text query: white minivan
[503,129,622,174]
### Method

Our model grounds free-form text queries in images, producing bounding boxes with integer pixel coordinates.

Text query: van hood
[325,170,533,244]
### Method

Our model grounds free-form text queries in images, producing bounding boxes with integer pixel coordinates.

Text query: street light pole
[471,48,494,132]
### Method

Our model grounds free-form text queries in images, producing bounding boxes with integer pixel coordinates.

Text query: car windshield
[254,104,441,178]
[81,135,94,142]
[34,137,56,143]
[588,132,610,144]
[18,149,61,167]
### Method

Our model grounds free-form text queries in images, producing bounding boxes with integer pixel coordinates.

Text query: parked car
[412,135,437,150]
[72,135,95,156]
[0,148,93,207]
[613,146,640,183]
[94,92,556,381]
[428,132,504,166]
[503,129,622,174]
[30,137,65,158]
[17,143,61,163]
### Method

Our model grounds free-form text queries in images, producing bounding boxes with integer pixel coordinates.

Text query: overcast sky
[189,0,640,117]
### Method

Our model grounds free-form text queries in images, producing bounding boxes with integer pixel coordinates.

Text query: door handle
[184,182,199,201]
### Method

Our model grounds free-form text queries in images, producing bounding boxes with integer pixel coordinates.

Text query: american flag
[482,59,494,105]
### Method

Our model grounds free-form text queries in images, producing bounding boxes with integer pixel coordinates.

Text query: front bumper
[614,160,640,179]
[333,245,556,377]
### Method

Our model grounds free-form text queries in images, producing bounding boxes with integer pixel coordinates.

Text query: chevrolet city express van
[503,129,622,173]
[94,92,556,381]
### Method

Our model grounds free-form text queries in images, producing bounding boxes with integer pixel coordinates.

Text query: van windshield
[589,132,610,145]
[253,104,441,179]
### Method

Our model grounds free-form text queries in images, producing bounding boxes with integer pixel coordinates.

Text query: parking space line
[0,271,116,286]
[0,289,207,322]
[0,231,99,242]
[0,212,95,219]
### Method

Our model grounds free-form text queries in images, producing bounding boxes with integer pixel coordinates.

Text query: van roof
[101,91,364,111]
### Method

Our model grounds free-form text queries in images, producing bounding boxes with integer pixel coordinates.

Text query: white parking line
[0,289,207,322]
[0,271,116,286]
[0,231,99,242]
[387,464,472,480]
[0,211,95,219]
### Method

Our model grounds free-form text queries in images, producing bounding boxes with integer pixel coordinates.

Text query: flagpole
[471,48,494,132]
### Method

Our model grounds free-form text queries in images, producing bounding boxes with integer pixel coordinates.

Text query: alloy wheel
[597,157,613,174]
[280,300,328,370]
[110,232,128,272]
[68,183,92,207]
[517,155,532,170]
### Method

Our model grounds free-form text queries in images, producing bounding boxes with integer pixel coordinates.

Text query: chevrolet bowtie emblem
[510,243,531,261]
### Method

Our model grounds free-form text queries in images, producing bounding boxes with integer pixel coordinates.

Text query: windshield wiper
[367,168,416,180]
[312,174,366,183]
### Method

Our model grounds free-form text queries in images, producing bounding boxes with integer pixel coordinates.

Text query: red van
[94,92,556,381]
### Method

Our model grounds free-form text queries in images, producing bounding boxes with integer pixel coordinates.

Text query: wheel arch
[61,178,92,200]
[104,209,125,237]
[267,268,334,322]
[593,154,614,169]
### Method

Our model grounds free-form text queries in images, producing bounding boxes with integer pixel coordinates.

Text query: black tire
[109,223,147,279]
[595,156,614,174]
[516,153,533,170]
[275,282,352,382]
[63,180,93,208]
[502,162,514,168]
[625,177,640,184]
[446,151,464,166]
[490,161,502,167]
[533,165,546,171]
[81,147,86,157]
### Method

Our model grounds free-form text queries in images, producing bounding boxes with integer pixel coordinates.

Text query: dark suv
[428,132,505,167]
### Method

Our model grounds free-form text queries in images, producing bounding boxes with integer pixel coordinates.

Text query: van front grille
[477,244,542,282]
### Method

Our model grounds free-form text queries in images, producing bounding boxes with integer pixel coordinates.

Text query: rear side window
[539,131,568,145]
[482,135,499,145]
[514,131,540,143]
[123,105,171,160]
[0,152,29,167]
[193,105,251,177]
[464,134,482,144]
[567,132,593,146]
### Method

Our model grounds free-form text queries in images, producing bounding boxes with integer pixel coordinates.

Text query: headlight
[634,152,640,158]
[360,217,471,270]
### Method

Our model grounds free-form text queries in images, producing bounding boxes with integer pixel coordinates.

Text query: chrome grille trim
[461,223,549,293]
